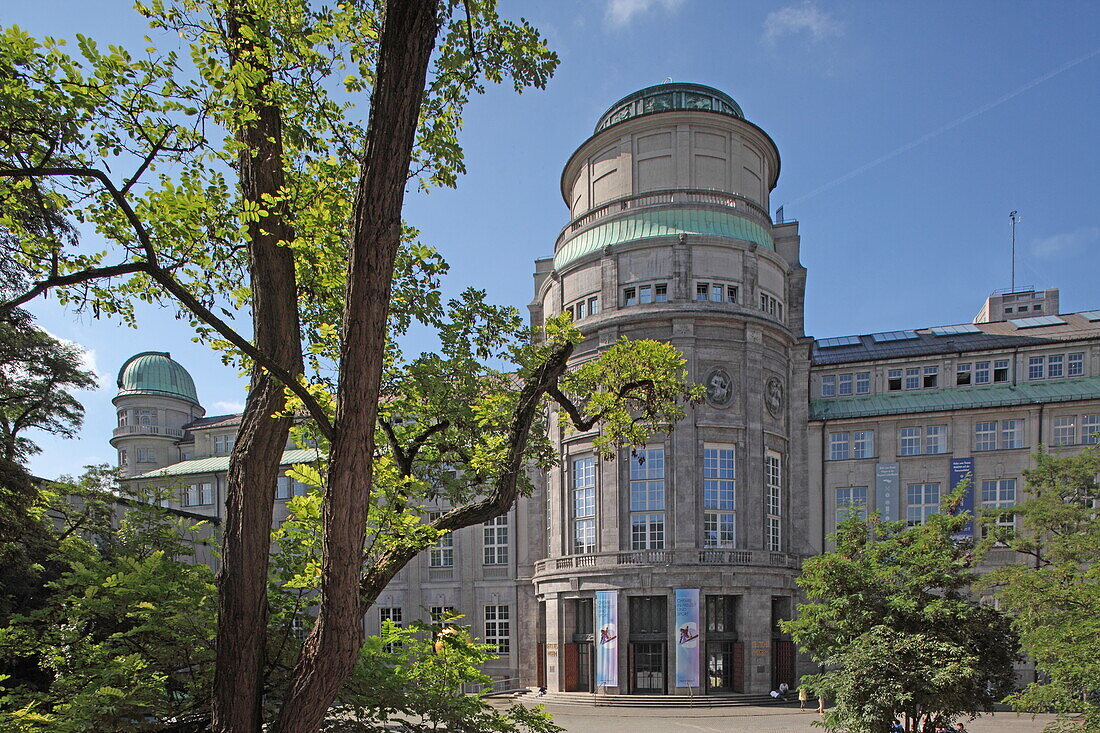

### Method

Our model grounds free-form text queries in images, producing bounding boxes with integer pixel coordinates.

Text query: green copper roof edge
[129,448,324,480]
[810,376,1100,421]
[553,208,774,271]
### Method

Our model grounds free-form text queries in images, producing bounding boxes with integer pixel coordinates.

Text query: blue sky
[7,0,1100,479]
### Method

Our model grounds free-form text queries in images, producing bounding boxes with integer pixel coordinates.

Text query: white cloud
[605,0,686,28]
[1031,226,1100,260]
[213,400,246,414]
[42,330,112,391]
[762,1,843,45]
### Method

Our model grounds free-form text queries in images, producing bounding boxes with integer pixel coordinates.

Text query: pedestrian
[798,686,810,710]
[778,681,789,701]
[816,694,826,714]
[889,719,903,733]
[954,724,970,733]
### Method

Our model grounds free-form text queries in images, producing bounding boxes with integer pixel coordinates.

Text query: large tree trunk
[273,1,440,731]
[212,3,303,731]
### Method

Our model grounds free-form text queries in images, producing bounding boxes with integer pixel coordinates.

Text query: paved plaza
[499,701,1059,733]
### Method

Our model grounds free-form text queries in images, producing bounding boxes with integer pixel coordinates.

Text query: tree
[982,446,1100,733]
[783,489,1018,733]
[0,3,699,730]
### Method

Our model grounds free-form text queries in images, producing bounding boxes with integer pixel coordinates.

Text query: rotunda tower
[528,83,812,697]
[110,352,205,478]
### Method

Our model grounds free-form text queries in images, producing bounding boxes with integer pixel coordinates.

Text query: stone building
[113,82,1100,697]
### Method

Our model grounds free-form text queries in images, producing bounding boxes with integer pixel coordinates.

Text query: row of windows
[822,351,1087,398]
[118,447,160,466]
[427,512,510,568]
[377,605,511,654]
[836,478,1018,529]
[117,408,158,427]
[828,415,1098,459]
[572,446,783,554]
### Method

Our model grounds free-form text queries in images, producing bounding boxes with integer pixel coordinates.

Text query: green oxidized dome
[595,82,745,133]
[116,352,199,405]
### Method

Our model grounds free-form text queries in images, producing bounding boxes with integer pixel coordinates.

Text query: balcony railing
[112,424,185,439]
[534,547,801,576]
[555,188,773,251]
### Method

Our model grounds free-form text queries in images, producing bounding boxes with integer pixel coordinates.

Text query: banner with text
[674,589,701,688]
[595,590,619,687]
[950,457,975,538]
[875,462,900,522]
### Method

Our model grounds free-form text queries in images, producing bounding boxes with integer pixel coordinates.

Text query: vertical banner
[950,457,975,538]
[595,590,619,687]
[875,462,899,522]
[674,589,701,688]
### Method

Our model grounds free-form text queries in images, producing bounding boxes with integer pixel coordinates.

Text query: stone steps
[528,691,799,708]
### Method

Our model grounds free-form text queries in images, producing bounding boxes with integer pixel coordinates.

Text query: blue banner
[595,590,618,687]
[875,462,899,522]
[950,457,975,538]
[674,589,700,687]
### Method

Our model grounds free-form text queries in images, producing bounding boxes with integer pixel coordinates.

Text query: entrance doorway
[630,642,666,693]
[563,642,593,691]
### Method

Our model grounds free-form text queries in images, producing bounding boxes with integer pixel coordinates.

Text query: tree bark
[272,1,440,730]
[212,3,303,731]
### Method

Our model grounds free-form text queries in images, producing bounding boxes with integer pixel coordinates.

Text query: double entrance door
[629,642,666,693]
[705,641,745,692]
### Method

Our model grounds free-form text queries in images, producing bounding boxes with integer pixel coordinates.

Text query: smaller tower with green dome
[110,351,205,477]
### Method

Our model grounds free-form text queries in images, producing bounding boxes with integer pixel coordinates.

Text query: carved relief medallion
[704,366,734,408]
[765,376,784,417]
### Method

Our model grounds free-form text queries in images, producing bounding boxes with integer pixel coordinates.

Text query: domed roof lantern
[594,82,746,134]
[116,351,199,406]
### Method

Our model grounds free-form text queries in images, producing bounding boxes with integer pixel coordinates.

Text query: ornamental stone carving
[765,376,783,417]
[704,367,734,408]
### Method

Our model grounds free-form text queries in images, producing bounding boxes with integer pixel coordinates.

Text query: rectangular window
[484,605,510,654]
[994,359,1011,383]
[118,410,129,427]
[573,457,596,554]
[428,511,454,567]
[838,374,853,396]
[981,479,1017,528]
[118,449,128,466]
[856,372,871,395]
[213,434,235,455]
[905,368,921,390]
[956,363,972,386]
[430,606,456,622]
[575,300,587,319]
[638,285,653,304]
[853,430,875,459]
[654,284,667,303]
[703,446,736,548]
[1053,416,1076,446]
[1048,354,1064,378]
[906,482,940,527]
[624,287,637,307]
[975,361,991,385]
[1001,419,1023,449]
[829,432,850,461]
[1083,415,1100,445]
[975,421,997,451]
[276,475,293,500]
[821,375,836,397]
[630,449,665,549]
[726,285,738,304]
[379,607,403,652]
[483,514,508,565]
[184,482,213,507]
[923,366,938,388]
[1068,352,1084,377]
[710,284,723,302]
[899,427,921,456]
[925,425,947,454]
[588,296,600,315]
[137,448,157,463]
[835,486,868,526]
[888,369,903,391]
[137,409,157,426]
[765,451,782,552]
[697,283,710,301]
[1028,356,1045,380]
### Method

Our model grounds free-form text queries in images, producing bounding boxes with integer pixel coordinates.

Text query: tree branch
[0,165,335,440]
[547,379,655,432]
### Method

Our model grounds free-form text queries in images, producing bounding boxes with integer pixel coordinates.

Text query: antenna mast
[1009,211,1019,292]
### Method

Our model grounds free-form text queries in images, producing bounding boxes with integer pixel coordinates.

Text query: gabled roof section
[813,311,1100,366]
[130,448,323,480]
[810,376,1100,421]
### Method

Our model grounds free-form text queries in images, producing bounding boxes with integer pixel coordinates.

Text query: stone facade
[111,83,1100,696]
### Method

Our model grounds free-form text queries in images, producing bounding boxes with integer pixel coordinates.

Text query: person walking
[816,693,826,714]
[798,686,810,710]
